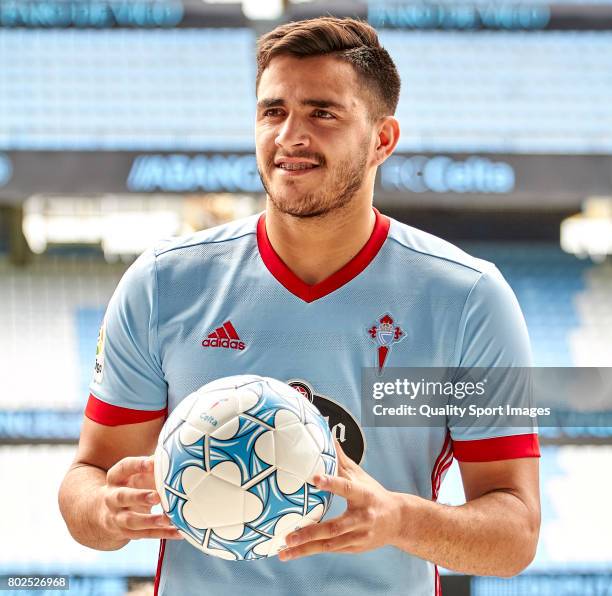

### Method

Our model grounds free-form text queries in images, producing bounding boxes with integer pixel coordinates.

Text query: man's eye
[263,108,283,117]
[313,110,334,119]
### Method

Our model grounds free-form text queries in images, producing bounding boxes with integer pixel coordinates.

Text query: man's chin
[268,194,332,219]
[279,207,330,219]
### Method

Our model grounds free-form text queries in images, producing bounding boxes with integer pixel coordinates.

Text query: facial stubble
[258,143,370,219]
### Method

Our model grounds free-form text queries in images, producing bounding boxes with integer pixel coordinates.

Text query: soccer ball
[154,374,337,560]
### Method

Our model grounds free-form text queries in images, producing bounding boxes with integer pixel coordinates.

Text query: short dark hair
[256,17,401,121]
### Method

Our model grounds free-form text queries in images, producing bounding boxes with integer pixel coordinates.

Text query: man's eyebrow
[302,98,347,111]
[257,98,347,111]
[257,98,284,109]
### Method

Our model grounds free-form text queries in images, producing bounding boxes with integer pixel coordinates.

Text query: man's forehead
[258,54,361,105]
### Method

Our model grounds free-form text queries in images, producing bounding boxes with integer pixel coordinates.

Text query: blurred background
[0,0,611,594]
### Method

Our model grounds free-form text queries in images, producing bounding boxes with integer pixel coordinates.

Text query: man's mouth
[277,162,319,171]
[274,157,322,173]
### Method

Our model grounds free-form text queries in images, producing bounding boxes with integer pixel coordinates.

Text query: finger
[333,439,357,470]
[132,502,162,514]
[105,487,160,510]
[126,471,157,490]
[313,474,368,504]
[280,530,368,561]
[115,511,175,532]
[285,514,355,548]
[123,527,183,541]
[107,456,154,486]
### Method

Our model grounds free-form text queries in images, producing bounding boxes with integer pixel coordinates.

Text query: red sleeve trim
[85,393,167,426]
[453,433,540,462]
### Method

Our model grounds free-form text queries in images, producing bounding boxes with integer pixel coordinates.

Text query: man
[59,17,540,596]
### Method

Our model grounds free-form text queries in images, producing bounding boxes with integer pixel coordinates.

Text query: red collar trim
[257,208,390,303]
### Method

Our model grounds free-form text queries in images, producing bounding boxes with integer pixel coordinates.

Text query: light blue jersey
[86,209,539,596]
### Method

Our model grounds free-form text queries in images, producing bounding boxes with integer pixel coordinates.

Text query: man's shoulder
[153,213,260,260]
[386,216,495,278]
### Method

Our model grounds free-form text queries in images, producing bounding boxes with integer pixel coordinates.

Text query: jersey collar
[256,207,390,304]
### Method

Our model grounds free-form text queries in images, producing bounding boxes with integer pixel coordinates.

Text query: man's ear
[373,116,400,166]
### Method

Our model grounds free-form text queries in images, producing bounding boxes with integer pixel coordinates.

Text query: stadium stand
[0,444,159,578]
[570,261,612,366]
[0,28,256,151]
[2,30,612,153]
[380,30,612,153]
[0,256,124,410]
[438,442,612,596]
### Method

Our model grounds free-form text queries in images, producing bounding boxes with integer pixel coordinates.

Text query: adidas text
[202,338,245,350]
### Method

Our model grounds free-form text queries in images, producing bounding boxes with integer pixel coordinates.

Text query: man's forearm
[392,490,539,577]
[58,463,129,551]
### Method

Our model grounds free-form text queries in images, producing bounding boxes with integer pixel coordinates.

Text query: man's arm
[392,457,540,577]
[279,442,540,578]
[58,416,181,551]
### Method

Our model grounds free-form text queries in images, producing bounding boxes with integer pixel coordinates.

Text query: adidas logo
[202,321,245,351]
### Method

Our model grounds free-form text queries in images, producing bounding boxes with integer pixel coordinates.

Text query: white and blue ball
[154,375,337,560]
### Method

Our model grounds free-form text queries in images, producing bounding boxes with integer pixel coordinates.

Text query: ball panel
[213,524,245,541]
[305,503,325,522]
[273,408,301,429]
[253,429,275,466]
[179,420,208,446]
[275,423,320,480]
[275,469,306,494]
[243,490,265,523]
[305,455,326,486]
[208,459,242,487]
[185,390,240,435]
[154,443,171,512]
[252,512,306,557]
[236,387,261,413]
[208,529,267,561]
[182,466,247,528]
[247,382,302,426]
[305,422,325,452]
[210,416,240,441]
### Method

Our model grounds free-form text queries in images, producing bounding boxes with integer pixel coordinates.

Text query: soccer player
[59,17,540,596]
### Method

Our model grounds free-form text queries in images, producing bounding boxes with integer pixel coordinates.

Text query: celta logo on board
[127,154,264,193]
[380,155,515,194]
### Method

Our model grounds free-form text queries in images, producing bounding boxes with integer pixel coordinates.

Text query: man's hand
[279,440,401,561]
[99,456,182,542]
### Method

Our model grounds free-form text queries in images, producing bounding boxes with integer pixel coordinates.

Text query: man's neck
[264,199,376,286]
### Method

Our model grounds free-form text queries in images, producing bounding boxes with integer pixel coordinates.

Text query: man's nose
[275,113,310,149]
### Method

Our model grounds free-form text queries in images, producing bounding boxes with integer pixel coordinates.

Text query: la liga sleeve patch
[93,318,106,385]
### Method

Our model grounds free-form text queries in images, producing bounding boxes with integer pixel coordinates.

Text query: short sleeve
[85,248,168,426]
[450,264,540,462]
